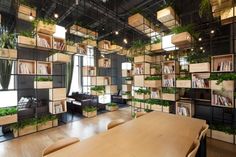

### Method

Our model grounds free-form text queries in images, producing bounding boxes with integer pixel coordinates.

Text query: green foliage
[66,40,75,46]
[0,60,13,89]
[171,24,193,34]
[0,107,17,117]
[122,91,131,96]
[37,115,57,125]
[19,30,35,38]
[209,73,236,85]
[107,103,118,107]
[91,86,105,93]
[10,118,37,129]
[152,37,161,44]
[187,52,210,63]
[132,98,146,103]
[32,18,56,29]
[199,0,211,18]
[127,56,134,62]
[176,76,191,80]
[129,40,147,56]
[162,87,178,94]
[134,88,150,95]
[210,124,236,135]
[125,77,133,81]
[34,77,52,81]
[146,99,170,106]
[0,32,16,49]
[145,76,162,80]
[83,106,97,112]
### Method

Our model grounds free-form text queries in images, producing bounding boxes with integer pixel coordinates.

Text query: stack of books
[163,78,175,87]
[212,92,232,107]
[163,65,175,74]
[37,36,50,48]
[192,75,209,88]
[54,41,65,50]
[216,61,232,72]
[134,66,144,75]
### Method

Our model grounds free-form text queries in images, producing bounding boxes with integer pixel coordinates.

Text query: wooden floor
[0,108,235,157]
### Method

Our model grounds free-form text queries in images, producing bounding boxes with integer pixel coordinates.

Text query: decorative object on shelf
[211,54,234,72]
[82,106,97,118]
[210,124,235,144]
[211,90,233,108]
[37,61,52,75]
[162,75,176,87]
[0,107,17,125]
[176,101,194,117]
[0,60,13,89]
[106,103,119,112]
[33,18,56,35]
[49,100,67,114]
[133,63,150,75]
[18,30,36,46]
[34,77,53,89]
[176,76,191,88]
[91,86,105,96]
[192,73,210,88]
[162,60,179,74]
[17,3,36,21]
[53,37,65,51]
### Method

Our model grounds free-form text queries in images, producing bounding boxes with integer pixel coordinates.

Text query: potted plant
[150,64,161,75]
[176,76,191,88]
[146,99,162,111]
[37,115,53,131]
[34,77,53,89]
[0,60,13,90]
[187,52,210,73]
[134,88,150,99]
[91,86,105,96]
[0,107,17,125]
[82,36,97,47]
[129,40,147,57]
[211,124,235,144]
[106,103,119,112]
[33,18,56,35]
[18,0,36,21]
[122,91,132,99]
[144,76,162,88]
[0,32,17,59]
[18,30,36,46]
[210,73,236,91]
[83,106,97,118]
[162,100,171,113]
[162,87,179,101]
[132,98,146,108]
[145,37,163,52]
[66,40,77,54]
[10,118,37,137]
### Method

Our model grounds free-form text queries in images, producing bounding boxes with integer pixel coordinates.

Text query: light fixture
[210,30,215,34]
[115,31,119,35]
[198,38,202,41]
[54,13,59,19]
[123,38,128,44]
[200,47,203,50]
[203,50,205,53]
[29,12,33,21]
[191,48,194,51]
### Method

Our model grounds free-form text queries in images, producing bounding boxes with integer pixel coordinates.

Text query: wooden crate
[134,55,152,63]
[91,76,111,86]
[171,32,193,47]
[49,88,66,101]
[220,6,236,25]
[70,25,98,38]
[162,60,180,74]
[106,105,118,112]
[122,95,132,99]
[18,59,36,74]
[151,104,162,112]
[98,40,111,51]
[211,54,234,72]
[211,0,233,17]
[189,62,210,73]
[53,119,58,127]
[19,125,37,136]
[144,80,161,88]
[98,58,111,68]
[176,101,194,117]
[105,85,117,94]
[83,110,97,118]
[91,90,104,96]
[82,39,97,47]
[48,53,71,63]
[53,38,65,51]
[18,36,36,46]
[37,61,52,75]
[82,66,96,76]
[211,80,234,91]
[0,114,17,125]
[66,45,77,54]
[37,33,52,49]
[126,80,133,85]
[163,106,170,113]
[162,93,179,101]
[192,73,210,89]
[37,21,56,35]
[145,43,162,53]
[176,80,191,88]
[122,70,132,77]
[133,63,150,75]
[122,85,132,91]
[0,48,17,59]
[207,129,211,138]
[37,121,53,131]
[49,100,67,114]
[211,90,234,108]
[77,43,87,56]
[18,4,36,21]
[34,81,53,89]
[109,45,123,52]
[134,75,145,87]
[212,130,234,143]
[134,93,150,99]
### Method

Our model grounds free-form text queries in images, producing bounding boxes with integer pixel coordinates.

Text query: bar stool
[107,119,125,130]
[187,140,200,157]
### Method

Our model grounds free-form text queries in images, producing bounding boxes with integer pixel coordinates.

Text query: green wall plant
[0,60,13,89]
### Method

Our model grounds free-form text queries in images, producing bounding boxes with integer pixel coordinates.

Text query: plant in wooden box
[0,107,17,125]
[150,64,161,75]
[91,86,105,96]
[83,106,97,118]
[162,87,179,101]
[82,36,97,47]
[132,98,146,108]
[66,40,77,54]
[33,18,56,35]
[48,50,71,63]
[125,77,133,84]
[145,37,162,53]
[34,77,53,89]
[134,88,151,100]
[146,99,162,112]
[210,124,236,144]
[37,115,53,131]
[144,76,162,88]
[187,52,210,73]
[106,103,119,112]
[209,73,236,91]
[0,32,17,59]
[129,40,147,57]
[122,91,132,99]
[176,76,191,88]
[18,30,36,46]
[10,118,37,137]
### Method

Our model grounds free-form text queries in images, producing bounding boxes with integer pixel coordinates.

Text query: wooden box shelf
[150,104,162,112]
[134,75,146,87]
[106,105,118,112]
[211,90,234,108]
[82,66,96,76]
[189,62,210,73]
[162,75,176,87]
[212,129,234,143]
[144,80,161,88]
[210,80,234,91]
[0,114,17,125]
[122,85,132,91]
[211,54,234,72]
[49,100,67,114]
[122,70,132,77]
[128,13,159,37]
[109,44,123,52]
[105,85,117,94]
[18,125,37,136]
[122,94,132,99]
[91,76,111,86]
[37,121,53,131]
[171,32,193,48]
[98,58,111,68]
[34,81,53,89]
[176,80,191,88]
[145,43,163,53]
[162,60,179,74]
[70,25,98,38]
[134,93,150,100]
[0,48,17,59]
[133,63,150,75]
[162,93,179,101]
[49,88,66,101]
[66,45,77,54]
[210,0,233,17]
[163,106,170,113]
[37,33,52,49]
[18,36,36,46]
[83,110,97,118]
[98,40,111,51]
[53,37,65,51]
[48,53,71,63]
[192,73,210,89]
[18,59,36,75]
[82,39,97,47]
[220,6,236,25]
[91,90,104,96]
[150,89,161,99]
[18,4,36,21]
[77,43,87,56]
[176,101,194,117]
[37,21,56,35]
[37,61,52,75]
[134,55,152,63]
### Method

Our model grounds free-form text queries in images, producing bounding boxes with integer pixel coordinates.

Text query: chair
[107,119,125,130]
[135,112,146,118]
[42,137,80,156]
[187,140,200,157]
[198,124,209,140]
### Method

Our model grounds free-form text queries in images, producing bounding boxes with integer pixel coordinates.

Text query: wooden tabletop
[45,112,206,157]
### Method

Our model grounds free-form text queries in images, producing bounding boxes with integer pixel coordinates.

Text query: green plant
[10,118,37,130]
[145,76,162,80]
[107,103,118,107]
[0,60,13,89]
[176,76,191,80]
[122,91,131,96]
[91,86,105,94]
[187,52,210,63]
[125,77,133,81]
[199,0,211,18]
[34,77,52,81]
[132,98,146,103]
[134,88,150,95]
[171,24,199,39]
[66,40,75,46]
[209,73,236,85]
[37,115,57,125]
[210,124,236,135]
[146,99,170,106]
[162,87,178,94]
[0,32,16,49]
[129,40,147,56]
[0,107,17,117]
[152,37,161,44]
[32,18,56,29]
[19,30,35,38]
[83,106,97,112]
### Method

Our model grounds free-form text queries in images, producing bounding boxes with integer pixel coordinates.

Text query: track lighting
[198,38,202,41]
[200,47,203,50]
[54,13,59,19]
[191,48,194,51]
[115,31,119,35]
[123,38,128,44]
[210,30,215,34]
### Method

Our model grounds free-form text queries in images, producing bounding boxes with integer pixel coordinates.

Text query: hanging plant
[129,40,147,56]
[0,33,16,49]
[199,0,212,18]
[0,60,13,90]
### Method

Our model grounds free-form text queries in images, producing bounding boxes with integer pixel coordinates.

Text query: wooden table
[45,112,206,157]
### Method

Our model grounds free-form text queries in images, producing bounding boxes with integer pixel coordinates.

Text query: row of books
[54,103,64,114]
[37,36,50,48]
[134,67,144,75]
[150,91,161,99]
[215,61,232,72]
[53,41,65,50]
[192,78,209,88]
[212,93,232,107]
[162,78,175,87]
[177,106,190,116]
[162,65,175,74]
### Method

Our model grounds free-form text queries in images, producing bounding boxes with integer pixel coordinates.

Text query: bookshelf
[211,54,234,72]
[18,59,36,75]
[36,61,52,75]
[192,73,210,89]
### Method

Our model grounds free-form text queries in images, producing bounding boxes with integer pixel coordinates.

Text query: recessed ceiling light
[123,38,128,44]
[200,47,203,50]
[115,31,119,35]
[191,48,194,51]
[54,13,59,19]
[210,30,215,34]
[198,38,202,41]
